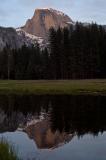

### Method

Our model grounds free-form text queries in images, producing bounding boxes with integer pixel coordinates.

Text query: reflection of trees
[0,95,106,136]
[0,95,49,132]
[50,95,106,136]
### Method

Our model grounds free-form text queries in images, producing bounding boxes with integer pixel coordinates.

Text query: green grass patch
[0,139,19,160]
[0,79,105,95]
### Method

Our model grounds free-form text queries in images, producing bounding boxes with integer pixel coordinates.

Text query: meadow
[0,79,105,95]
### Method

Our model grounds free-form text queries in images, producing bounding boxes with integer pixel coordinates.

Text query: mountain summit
[21,8,74,39]
[0,8,74,49]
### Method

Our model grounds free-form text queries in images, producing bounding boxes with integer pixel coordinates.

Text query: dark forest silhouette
[0,22,106,79]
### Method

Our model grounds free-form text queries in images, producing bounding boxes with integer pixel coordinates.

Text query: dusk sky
[0,0,106,27]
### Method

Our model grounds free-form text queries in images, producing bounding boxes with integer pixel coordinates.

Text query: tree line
[0,22,106,79]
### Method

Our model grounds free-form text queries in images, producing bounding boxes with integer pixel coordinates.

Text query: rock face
[0,27,45,50]
[22,8,74,39]
[0,27,22,50]
[16,28,45,48]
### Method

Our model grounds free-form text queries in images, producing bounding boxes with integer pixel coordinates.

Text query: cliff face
[0,27,44,50]
[22,8,74,39]
[0,27,22,50]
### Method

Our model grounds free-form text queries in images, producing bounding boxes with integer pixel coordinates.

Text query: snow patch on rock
[16,28,45,48]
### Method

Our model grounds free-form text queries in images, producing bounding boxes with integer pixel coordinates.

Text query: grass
[0,79,105,95]
[0,139,19,160]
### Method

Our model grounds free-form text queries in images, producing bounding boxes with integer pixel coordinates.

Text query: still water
[0,95,106,160]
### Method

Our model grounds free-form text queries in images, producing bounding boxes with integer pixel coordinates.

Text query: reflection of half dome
[25,117,74,149]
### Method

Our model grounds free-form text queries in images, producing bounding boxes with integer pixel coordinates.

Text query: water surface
[0,95,106,160]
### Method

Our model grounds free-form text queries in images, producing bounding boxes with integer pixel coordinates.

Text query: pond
[0,95,106,160]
